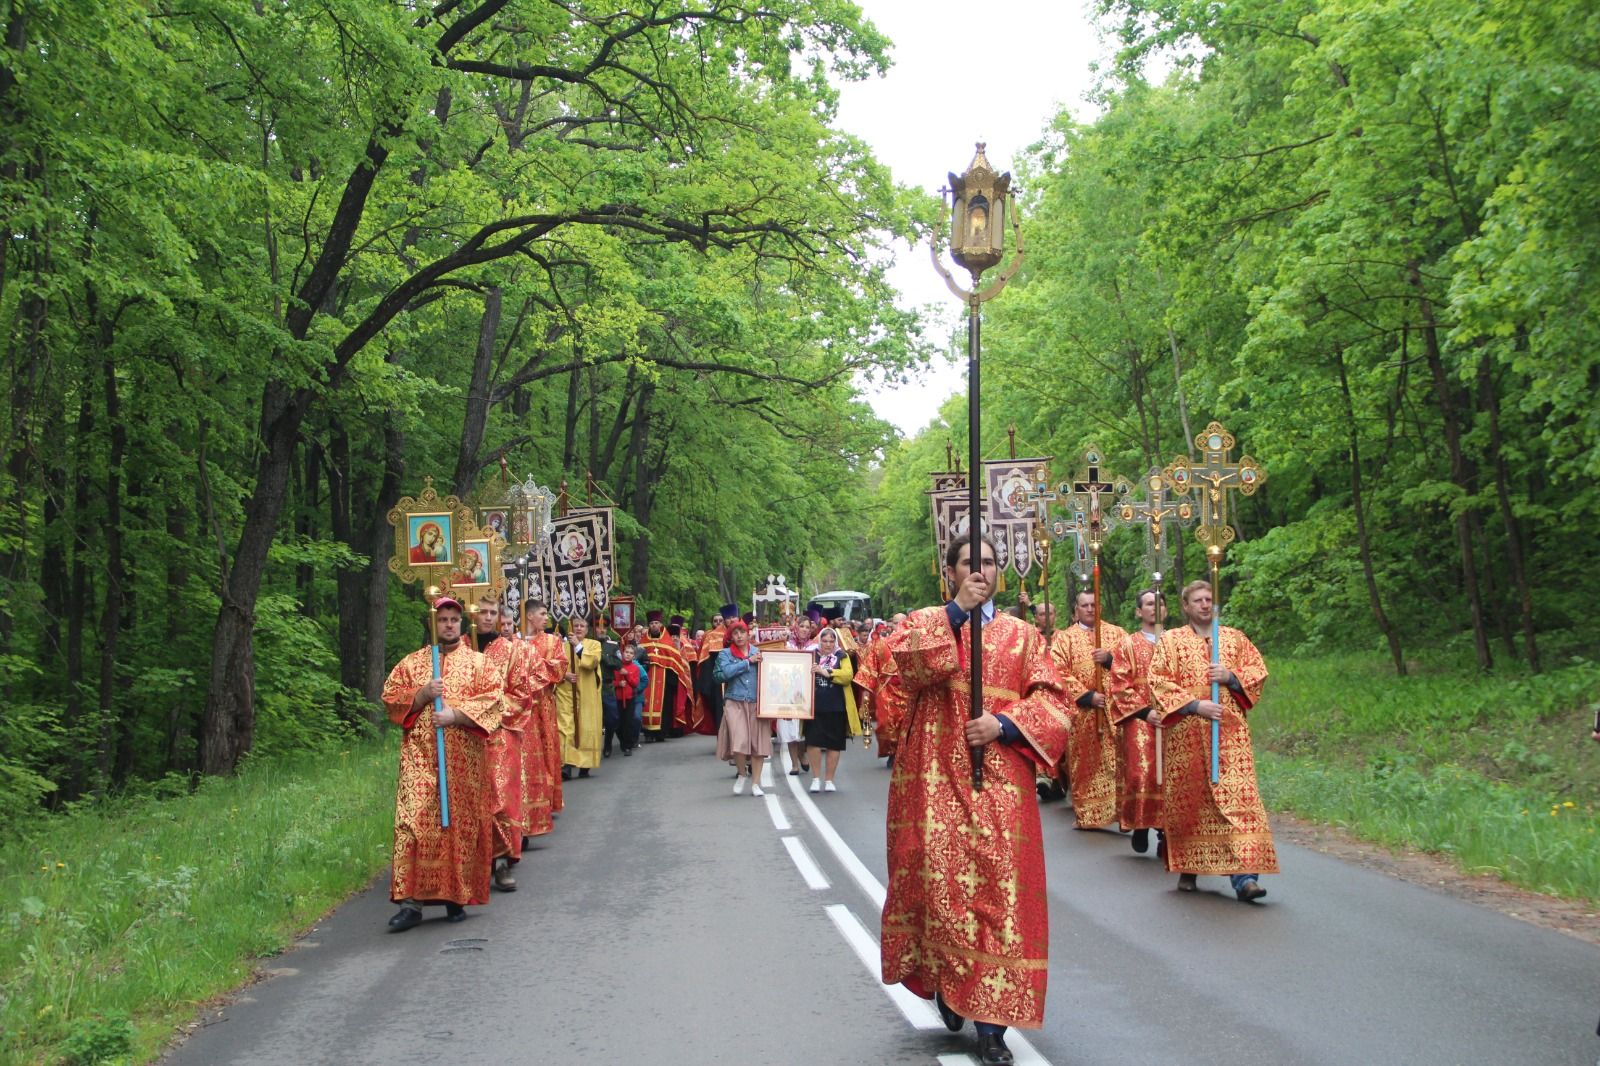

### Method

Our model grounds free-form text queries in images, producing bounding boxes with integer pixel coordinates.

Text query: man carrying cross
[1051,589,1127,830]
[1147,580,1274,901]
[1107,588,1166,855]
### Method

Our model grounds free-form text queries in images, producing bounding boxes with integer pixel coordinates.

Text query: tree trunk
[626,380,655,596]
[363,406,406,709]
[296,441,319,617]
[328,427,366,696]
[1335,349,1405,675]
[562,352,583,474]
[95,354,126,793]
[1410,264,1491,670]
[1477,352,1538,671]
[451,285,503,496]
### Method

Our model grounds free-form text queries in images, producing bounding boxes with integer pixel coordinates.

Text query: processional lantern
[931,143,1026,793]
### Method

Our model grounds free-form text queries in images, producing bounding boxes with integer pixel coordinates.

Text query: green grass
[1255,651,1600,905]
[0,736,397,1065]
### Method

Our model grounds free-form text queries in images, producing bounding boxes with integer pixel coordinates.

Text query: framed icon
[756,649,816,720]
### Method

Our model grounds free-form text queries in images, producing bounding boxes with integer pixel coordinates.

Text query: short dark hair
[525,599,547,614]
[1136,588,1162,610]
[944,533,998,570]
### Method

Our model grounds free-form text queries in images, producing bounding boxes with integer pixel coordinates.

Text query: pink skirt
[716,699,772,759]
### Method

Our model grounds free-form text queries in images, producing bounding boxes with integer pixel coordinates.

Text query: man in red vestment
[381,596,502,931]
[640,611,690,741]
[881,536,1072,1066]
[1107,588,1166,855]
[476,595,532,891]
[1148,580,1274,901]
[1050,590,1127,829]
[518,600,567,832]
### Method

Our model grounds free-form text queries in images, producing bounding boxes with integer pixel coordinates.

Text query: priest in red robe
[1107,588,1166,856]
[881,536,1073,1066]
[381,595,502,931]
[640,610,690,741]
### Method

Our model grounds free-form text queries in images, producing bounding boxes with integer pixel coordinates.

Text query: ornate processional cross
[1116,467,1197,581]
[1163,422,1266,568]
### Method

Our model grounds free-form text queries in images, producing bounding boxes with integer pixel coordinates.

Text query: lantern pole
[931,143,1026,792]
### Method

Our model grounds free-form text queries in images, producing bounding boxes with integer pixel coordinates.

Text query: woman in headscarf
[714,620,770,796]
[804,626,862,793]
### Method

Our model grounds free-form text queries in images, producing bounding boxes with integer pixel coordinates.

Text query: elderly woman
[715,620,770,796]
[805,627,862,793]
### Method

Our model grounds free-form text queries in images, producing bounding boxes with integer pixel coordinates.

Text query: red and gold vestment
[1050,621,1126,828]
[641,637,690,732]
[856,628,907,757]
[1147,625,1275,875]
[520,633,568,827]
[1107,630,1163,832]
[880,608,1071,1030]
[481,636,532,859]
[381,644,502,905]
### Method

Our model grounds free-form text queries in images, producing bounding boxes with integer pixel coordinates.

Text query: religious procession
[8,2,1599,1064]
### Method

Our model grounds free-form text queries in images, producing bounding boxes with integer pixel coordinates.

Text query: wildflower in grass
[55,862,64,868]
[1561,801,1575,808]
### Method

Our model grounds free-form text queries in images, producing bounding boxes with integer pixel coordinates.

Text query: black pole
[967,300,984,791]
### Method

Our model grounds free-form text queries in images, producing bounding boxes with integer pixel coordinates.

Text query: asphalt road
[164,736,1600,1066]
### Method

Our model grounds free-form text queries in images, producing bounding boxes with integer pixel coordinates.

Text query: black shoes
[561,765,574,781]
[445,903,466,922]
[387,906,422,932]
[578,768,590,778]
[1177,873,1198,892]
[1132,828,1150,853]
[976,1031,1014,1065]
[1236,880,1267,903]
[622,747,633,756]
[935,992,964,1033]
[492,857,517,893]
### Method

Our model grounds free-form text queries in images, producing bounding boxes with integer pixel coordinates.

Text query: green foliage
[0,738,397,1064]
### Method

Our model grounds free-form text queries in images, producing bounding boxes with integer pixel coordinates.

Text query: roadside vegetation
[0,738,396,1065]
[1255,652,1600,906]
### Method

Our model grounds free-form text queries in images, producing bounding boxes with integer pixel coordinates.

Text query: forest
[4,0,1598,818]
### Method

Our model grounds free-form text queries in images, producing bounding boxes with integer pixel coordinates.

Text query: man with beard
[694,605,738,734]
[556,615,604,779]
[1051,590,1128,830]
[640,611,690,742]
[381,596,502,930]
[1148,580,1273,902]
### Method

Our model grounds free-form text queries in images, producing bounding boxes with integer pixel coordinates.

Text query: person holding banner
[881,536,1073,1064]
[380,595,503,931]
[557,616,604,779]
[1147,580,1274,901]
[1107,589,1166,856]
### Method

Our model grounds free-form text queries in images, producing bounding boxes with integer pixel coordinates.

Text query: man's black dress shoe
[935,992,964,1033]
[976,1031,1014,1065]
[578,768,590,778]
[1132,828,1150,853]
[387,906,423,932]
[561,766,574,781]
[445,903,466,922]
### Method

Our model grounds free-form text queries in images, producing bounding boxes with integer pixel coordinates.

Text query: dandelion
[1562,801,1575,809]
[55,862,64,869]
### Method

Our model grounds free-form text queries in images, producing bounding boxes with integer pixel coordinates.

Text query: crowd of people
[376,537,1274,1066]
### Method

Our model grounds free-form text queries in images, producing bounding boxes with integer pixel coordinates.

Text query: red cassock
[880,608,1072,1029]
[856,630,908,758]
[520,633,568,826]
[1107,630,1163,832]
[688,630,727,736]
[641,637,690,731]
[381,644,502,906]
[1050,622,1125,828]
[1147,625,1275,875]
[482,637,532,860]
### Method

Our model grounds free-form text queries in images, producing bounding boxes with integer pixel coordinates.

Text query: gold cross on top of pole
[1164,421,1267,565]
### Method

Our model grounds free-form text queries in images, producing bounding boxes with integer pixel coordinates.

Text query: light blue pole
[431,644,450,828]
[1210,608,1221,784]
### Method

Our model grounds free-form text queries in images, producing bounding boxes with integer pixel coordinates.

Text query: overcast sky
[834,0,1107,437]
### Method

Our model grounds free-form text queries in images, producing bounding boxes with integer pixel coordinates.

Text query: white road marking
[765,791,790,830]
[824,904,944,1031]
[783,754,1058,1066]
[937,1056,978,1066]
[760,761,773,788]
[780,748,887,909]
[782,836,830,890]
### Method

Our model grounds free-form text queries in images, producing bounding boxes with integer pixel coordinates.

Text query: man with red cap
[380,595,503,930]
